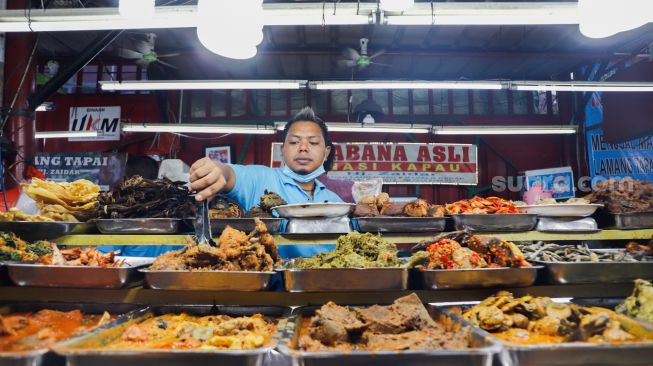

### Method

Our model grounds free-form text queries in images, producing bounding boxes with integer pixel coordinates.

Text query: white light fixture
[310,80,505,90]
[384,2,579,25]
[262,2,376,25]
[275,122,431,134]
[100,80,307,91]
[119,0,155,19]
[123,123,275,135]
[197,0,263,59]
[380,0,415,13]
[433,126,577,135]
[578,0,652,38]
[35,130,98,138]
[511,81,653,92]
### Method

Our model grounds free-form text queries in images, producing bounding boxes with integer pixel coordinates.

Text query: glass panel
[512,91,530,115]
[310,90,328,116]
[102,65,119,82]
[412,90,429,115]
[119,65,138,95]
[270,90,287,117]
[472,90,489,115]
[533,91,548,115]
[331,90,348,116]
[210,91,227,117]
[452,90,469,115]
[80,65,98,94]
[492,90,509,115]
[62,73,78,95]
[432,89,449,114]
[190,91,207,118]
[372,90,389,115]
[231,90,246,117]
[250,90,267,116]
[290,89,306,116]
[551,91,559,115]
[392,89,409,115]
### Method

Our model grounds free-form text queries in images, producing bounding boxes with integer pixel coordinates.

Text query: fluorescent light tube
[512,81,653,92]
[123,123,275,135]
[101,80,307,91]
[275,122,430,134]
[35,130,98,138]
[433,126,577,135]
[263,3,375,25]
[311,80,504,90]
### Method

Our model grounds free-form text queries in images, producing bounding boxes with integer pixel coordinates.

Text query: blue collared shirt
[225,164,343,210]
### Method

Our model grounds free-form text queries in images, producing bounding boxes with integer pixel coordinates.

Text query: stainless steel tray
[613,212,653,229]
[54,305,291,366]
[419,266,542,290]
[209,217,284,234]
[6,257,152,289]
[0,221,97,241]
[272,202,355,218]
[141,269,276,291]
[0,302,141,366]
[94,218,181,234]
[536,217,600,233]
[285,216,352,234]
[280,267,408,292]
[452,214,537,232]
[278,304,502,366]
[536,259,653,284]
[355,217,447,233]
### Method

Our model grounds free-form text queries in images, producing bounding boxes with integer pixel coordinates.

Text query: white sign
[271,142,478,185]
[68,106,121,141]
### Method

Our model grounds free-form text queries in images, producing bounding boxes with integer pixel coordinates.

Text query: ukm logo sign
[68,107,121,141]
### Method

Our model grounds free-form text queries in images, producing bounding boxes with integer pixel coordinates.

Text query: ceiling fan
[115,33,180,70]
[337,38,389,70]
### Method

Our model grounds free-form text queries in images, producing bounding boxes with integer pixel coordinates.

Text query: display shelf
[0,283,634,306]
[51,229,653,246]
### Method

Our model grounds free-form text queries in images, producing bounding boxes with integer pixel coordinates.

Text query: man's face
[281,120,330,174]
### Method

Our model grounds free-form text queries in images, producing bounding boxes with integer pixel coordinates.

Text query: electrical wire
[0,146,8,211]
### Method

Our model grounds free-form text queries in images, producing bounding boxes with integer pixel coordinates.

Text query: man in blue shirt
[190,107,343,208]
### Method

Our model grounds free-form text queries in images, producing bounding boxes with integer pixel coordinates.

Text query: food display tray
[613,212,653,229]
[452,214,537,232]
[278,304,502,366]
[354,217,447,233]
[141,269,276,291]
[94,218,181,234]
[272,202,355,218]
[418,266,542,290]
[54,305,291,366]
[535,217,600,233]
[0,221,97,241]
[279,267,408,292]
[0,302,142,366]
[535,252,653,284]
[285,216,352,234]
[6,257,153,289]
[209,217,284,234]
[516,203,602,217]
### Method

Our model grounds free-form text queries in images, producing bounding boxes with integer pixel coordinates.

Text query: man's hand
[189,157,229,201]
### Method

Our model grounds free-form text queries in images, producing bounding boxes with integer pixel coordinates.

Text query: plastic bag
[351,178,383,203]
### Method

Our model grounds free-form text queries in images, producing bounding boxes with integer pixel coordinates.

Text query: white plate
[271,202,355,218]
[517,203,603,217]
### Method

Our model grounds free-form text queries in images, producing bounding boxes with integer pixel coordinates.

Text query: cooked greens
[292,232,400,268]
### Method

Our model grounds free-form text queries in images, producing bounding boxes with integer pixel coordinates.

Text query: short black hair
[283,107,334,171]
[125,155,159,180]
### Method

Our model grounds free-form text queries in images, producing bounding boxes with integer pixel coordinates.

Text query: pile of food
[464,291,653,345]
[296,293,472,352]
[209,191,286,219]
[586,177,653,213]
[353,194,445,218]
[291,232,400,269]
[0,232,52,262]
[445,196,520,215]
[150,218,279,271]
[408,231,531,270]
[98,176,195,219]
[16,178,100,222]
[616,279,653,322]
[518,242,653,263]
[77,312,274,350]
[0,309,111,351]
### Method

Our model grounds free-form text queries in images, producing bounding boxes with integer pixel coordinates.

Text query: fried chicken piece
[403,199,429,217]
[380,203,406,216]
[428,204,446,217]
[219,226,248,258]
[375,193,390,210]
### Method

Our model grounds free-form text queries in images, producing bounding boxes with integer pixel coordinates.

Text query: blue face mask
[281,164,326,184]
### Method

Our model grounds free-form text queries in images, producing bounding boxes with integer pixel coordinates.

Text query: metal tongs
[194,199,216,246]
